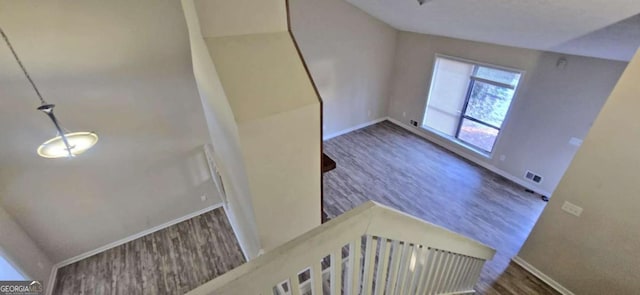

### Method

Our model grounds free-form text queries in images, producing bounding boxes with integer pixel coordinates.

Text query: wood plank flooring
[322,120,559,294]
[52,120,557,294]
[52,207,245,295]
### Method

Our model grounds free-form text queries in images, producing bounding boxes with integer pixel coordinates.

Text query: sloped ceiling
[0,0,219,262]
[346,0,640,61]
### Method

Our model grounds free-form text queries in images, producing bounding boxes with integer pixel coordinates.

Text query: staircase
[187,201,495,295]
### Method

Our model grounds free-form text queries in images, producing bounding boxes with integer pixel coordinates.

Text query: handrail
[365,203,495,260]
[187,201,496,295]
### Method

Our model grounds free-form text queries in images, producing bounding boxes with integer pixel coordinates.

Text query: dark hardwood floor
[52,207,245,295]
[322,120,559,294]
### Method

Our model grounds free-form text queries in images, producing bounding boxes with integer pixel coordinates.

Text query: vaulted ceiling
[346,0,640,61]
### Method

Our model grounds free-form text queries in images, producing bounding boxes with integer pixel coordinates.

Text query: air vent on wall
[524,170,543,184]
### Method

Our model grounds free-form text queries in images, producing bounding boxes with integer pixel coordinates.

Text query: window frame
[422,54,525,157]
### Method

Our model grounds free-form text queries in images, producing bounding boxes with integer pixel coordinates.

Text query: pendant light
[1,27,98,158]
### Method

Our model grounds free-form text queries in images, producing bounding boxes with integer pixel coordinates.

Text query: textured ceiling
[346,0,640,61]
[0,0,219,262]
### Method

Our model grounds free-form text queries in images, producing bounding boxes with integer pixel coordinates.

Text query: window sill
[419,125,493,159]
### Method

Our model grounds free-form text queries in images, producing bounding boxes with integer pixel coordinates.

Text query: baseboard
[512,256,574,295]
[487,166,553,198]
[323,117,387,141]
[55,203,224,269]
[385,117,553,197]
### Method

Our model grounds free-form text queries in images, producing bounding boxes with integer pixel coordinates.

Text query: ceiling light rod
[0,27,47,105]
[1,27,97,158]
[37,104,74,157]
[0,27,73,157]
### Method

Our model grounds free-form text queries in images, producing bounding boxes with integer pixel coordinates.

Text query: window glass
[0,256,25,280]
[465,81,515,128]
[457,119,499,152]
[423,56,522,154]
[475,66,521,86]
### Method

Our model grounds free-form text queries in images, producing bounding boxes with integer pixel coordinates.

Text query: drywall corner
[518,49,640,294]
[181,0,262,259]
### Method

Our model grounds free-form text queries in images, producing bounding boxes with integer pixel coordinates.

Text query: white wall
[387,32,627,195]
[0,205,52,288]
[289,0,397,139]
[1,148,225,264]
[518,49,640,294]
[0,0,226,263]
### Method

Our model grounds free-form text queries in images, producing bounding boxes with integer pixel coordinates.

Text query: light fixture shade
[37,132,98,158]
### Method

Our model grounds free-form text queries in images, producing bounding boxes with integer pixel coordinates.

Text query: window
[0,255,25,280]
[423,56,522,153]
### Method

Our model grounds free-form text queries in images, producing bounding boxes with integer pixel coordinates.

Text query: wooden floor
[323,121,559,295]
[51,120,557,294]
[52,207,245,295]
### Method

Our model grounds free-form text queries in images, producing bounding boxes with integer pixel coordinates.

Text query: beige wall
[206,31,321,251]
[289,0,397,139]
[182,0,261,258]
[185,0,321,252]
[387,32,627,195]
[518,50,640,294]
[194,0,287,38]
[0,205,52,287]
[237,103,320,250]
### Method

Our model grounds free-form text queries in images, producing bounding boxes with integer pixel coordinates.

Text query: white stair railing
[188,201,496,295]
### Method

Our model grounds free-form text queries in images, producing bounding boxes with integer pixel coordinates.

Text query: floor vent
[524,170,543,183]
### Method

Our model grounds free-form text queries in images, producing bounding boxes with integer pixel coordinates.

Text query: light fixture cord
[0,26,48,105]
[1,26,75,158]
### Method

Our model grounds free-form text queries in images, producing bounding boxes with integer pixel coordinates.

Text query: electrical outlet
[561,201,583,217]
[499,155,506,161]
[402,112,407,118]
[367,109,372,118]
[200,195,207,202]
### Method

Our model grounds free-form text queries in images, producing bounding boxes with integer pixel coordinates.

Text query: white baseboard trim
[512,256,574,295]
[55,203,224,269]
[385,117,553,197]
[323,117,387,141]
